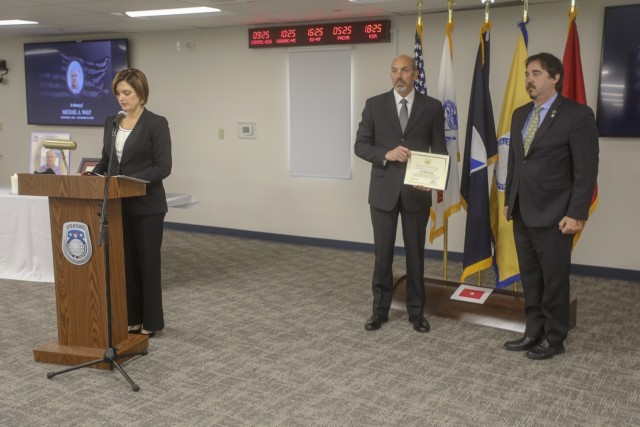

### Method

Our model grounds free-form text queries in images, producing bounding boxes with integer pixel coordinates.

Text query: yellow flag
[490,21,530,288]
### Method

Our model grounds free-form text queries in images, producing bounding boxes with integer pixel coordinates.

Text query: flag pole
[510,0,531,294]
[476,0,494,287]
[441,0,455,282]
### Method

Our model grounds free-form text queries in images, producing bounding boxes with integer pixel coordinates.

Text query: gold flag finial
[523,0,528,22]
[568,0,578,29]
[448,0,454,24]
[417,0,423,26]
[482,0,495,24]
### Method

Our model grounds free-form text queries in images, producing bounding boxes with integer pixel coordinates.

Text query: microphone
[113,110,127,125]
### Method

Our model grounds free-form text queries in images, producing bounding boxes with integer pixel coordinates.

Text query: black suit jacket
[354,90,447,212]
[93,109,172,215]
[505,95,598,227]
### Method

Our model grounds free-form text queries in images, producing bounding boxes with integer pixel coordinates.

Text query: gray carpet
[1,229,639,426]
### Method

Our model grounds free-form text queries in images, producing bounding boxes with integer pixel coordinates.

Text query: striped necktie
[523,106,542,155]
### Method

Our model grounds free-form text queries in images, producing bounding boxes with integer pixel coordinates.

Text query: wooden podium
[18,173,149,369]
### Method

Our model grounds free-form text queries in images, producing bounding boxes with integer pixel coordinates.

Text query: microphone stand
[46,115,147,391]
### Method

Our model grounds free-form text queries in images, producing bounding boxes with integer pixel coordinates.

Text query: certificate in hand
[403,151,450,190]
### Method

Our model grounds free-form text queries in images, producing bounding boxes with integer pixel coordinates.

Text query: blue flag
[460,25,498,283]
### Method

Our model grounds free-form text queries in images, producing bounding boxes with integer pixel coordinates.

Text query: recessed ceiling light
[0,20,39,26]
[125,7,220,18]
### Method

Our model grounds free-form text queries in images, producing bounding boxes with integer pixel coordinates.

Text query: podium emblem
[61,222,93,265]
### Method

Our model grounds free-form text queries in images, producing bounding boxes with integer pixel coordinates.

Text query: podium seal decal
[61,222,92,265]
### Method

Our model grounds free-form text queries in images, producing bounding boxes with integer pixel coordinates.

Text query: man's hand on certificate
[403,151,448,191]
[385,146,411,162]
[412,185,432,192]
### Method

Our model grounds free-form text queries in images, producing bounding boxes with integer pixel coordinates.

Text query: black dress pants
[122,212,166,331]
[370,198,428,318]
[512,210,573,346]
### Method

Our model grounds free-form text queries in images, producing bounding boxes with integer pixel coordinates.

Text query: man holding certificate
[354,54,447,333]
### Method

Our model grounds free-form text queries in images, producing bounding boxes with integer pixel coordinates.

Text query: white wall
[0,0,638,272]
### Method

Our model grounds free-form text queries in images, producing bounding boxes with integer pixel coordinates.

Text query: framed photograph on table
[30,132,71,175]
[77,158,100,174]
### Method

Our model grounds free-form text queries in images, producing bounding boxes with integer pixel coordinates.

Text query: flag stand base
[391,275,577,333]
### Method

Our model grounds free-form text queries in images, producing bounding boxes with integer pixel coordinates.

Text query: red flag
[562,16,586,103]
[562,10,598,246]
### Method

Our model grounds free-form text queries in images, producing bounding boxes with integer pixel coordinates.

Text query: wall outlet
[238,122,255,139]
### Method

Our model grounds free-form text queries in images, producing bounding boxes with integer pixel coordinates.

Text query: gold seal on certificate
[403,151,450,190]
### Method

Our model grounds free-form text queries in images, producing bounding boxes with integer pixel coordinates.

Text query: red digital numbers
[364,24,382,34]
[249,20,389,48]
[252,30,270,40]
[280,28,296,38]
[307,27,324,37]
[332,25,352,36]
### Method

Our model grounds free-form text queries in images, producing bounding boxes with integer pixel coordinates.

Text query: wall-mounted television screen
[24,39,129,126]
[596,5,640,137]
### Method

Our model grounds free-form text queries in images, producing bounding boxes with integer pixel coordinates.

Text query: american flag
[413,21,426,95]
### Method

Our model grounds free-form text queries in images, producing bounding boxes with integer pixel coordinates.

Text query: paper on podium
[113,175,149,184]
[89,173,149,185]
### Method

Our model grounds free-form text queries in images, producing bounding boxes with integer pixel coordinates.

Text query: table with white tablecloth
[0,186,198,282]
[0,187,54,282]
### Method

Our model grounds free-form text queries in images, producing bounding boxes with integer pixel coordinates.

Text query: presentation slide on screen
[24,40,127,126]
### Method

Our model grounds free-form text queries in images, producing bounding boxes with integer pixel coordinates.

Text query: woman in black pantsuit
[92,69,172,337]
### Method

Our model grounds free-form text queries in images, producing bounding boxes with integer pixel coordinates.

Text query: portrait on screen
[67,61,84,95]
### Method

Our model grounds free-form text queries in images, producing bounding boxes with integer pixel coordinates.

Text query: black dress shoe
[365,314,388,331]
[409,315,430,333]
[526,339,565,360]
[504,336,540,351]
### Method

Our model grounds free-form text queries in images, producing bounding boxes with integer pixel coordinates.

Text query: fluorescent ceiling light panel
[0,20,39,26]
[125,7,220,18]
[349,0,401,4]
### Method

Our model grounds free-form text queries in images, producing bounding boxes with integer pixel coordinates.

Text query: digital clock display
[248,20,391,48]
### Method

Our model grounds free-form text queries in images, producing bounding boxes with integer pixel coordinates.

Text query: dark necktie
[399,98,408,133]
